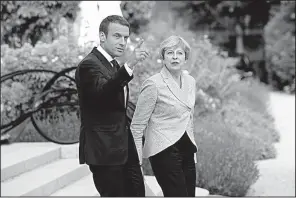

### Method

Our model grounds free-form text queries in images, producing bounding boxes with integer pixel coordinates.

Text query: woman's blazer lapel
[160,67,192,110]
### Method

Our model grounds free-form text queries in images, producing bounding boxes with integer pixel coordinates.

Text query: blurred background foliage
[1,0,294,196]
[121,0,295,93]
[1,1,80,48]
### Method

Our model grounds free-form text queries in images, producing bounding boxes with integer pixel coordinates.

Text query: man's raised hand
[134,39,150,62]
[126,39,150,69]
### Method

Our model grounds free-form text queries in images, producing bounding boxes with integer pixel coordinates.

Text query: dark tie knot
[111,59,120,71]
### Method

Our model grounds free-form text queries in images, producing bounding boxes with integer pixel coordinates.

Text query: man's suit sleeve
[130,79,158,165]
[79,60,133,98]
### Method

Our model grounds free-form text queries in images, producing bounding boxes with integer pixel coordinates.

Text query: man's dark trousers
[88,128,145,197]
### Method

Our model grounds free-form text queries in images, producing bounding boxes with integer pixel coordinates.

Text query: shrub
[15,123,48,142]
[15,109,80,143]
[264,2,295,92]
[222,99,279,143]
[1,35,89,75]
[1,1,80,48]
[1,70,56,128]
[224,78,271,114]
[182,32,279,153]
[1,33,91,142]
[194,116,260,196]
[199,103,277,161]
[120,1,156,34]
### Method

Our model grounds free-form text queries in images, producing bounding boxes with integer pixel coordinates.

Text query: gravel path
[247,91,295,196]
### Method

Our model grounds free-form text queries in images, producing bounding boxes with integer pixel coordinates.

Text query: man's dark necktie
[111,59,120,71]
[111,59,127,107]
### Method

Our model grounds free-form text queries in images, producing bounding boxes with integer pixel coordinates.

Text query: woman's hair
[159,35,191,60]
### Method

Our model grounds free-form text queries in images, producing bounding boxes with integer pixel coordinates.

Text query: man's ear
[99,32,106,42]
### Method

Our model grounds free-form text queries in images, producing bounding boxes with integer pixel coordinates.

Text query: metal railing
[1,67,136,144]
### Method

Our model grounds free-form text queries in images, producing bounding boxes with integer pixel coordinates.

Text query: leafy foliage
[1,32,91,141]
[194,117,259,196]
[264,1,295,92]
[120,1,155,34]
[169,0,270,38]
[119,1,295,92]
[1,33,88,75]
[1,70,57,128]
[1,1,80,48]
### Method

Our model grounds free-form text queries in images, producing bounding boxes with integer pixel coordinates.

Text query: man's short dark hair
[99,15,130,36]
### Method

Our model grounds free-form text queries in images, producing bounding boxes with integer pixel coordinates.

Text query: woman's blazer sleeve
[190,78,196,132]
[130,79,158,165]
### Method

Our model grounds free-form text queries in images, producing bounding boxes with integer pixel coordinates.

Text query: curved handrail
[1,66,137,144]
[1,69,58,82]
[42,66,77,91]
[1,69,60,131]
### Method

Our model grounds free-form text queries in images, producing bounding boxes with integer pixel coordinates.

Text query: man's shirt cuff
[124,63,133,76]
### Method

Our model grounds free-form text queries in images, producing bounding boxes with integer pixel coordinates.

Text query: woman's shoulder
[149,72,162,81]
[143,73,162,84]
[183,70,196,84]
[140,73,163,92]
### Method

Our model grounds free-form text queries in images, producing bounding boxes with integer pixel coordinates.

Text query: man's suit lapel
[160,67,191,109]
[91,47,116,74]
[91,47,126,108]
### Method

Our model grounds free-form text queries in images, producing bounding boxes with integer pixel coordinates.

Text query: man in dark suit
[75,15,149,197]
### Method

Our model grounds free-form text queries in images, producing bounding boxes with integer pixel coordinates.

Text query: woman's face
[163,46,186,72]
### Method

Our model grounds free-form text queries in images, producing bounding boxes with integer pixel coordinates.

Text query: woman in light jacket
[130,35,198,197]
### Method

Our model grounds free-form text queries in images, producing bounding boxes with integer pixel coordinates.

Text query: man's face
[101,23,130,58]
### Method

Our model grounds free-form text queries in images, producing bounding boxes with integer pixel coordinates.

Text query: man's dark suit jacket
[75,47,134,165]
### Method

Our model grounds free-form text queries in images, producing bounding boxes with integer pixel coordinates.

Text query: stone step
[51,174,156,196]
[1,143,210,196]
[1,159,89,196]
[51,172,210,196]
[1,143,61,182]
[51,173,98,196]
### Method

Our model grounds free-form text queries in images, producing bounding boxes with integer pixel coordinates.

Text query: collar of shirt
[97,45,133,77]
[97,45,113,64]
